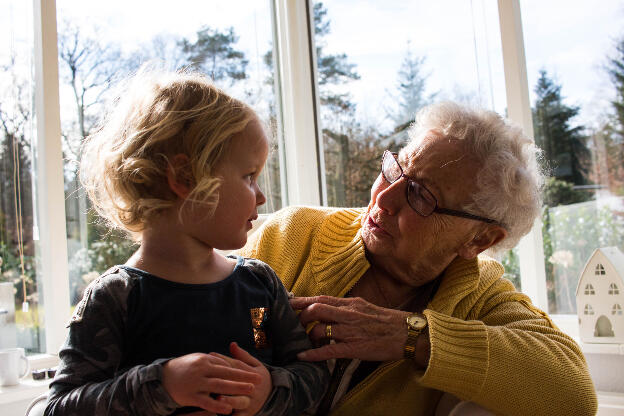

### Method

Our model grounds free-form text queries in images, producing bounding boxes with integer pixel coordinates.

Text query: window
[522,0,624,314]
[56,0,282,308]
[0,0,45,354]
[312,0,505,206]
[612,304,623,315]
[609,283,620,295]
[584,304,594,315]
[584,284,595,295]
[6,1,617,359]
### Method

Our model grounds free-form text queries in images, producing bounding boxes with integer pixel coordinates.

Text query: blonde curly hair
[80,69,256,236]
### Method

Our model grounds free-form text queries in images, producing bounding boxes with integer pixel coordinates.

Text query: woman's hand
[161,352,261,415]
[290,295,413,362]
[209,342,272,416]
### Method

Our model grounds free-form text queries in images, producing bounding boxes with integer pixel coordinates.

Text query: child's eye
[245,173,256,182]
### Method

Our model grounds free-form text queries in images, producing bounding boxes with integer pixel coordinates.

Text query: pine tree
[532,69,590,189]
[313,2,360,116]
[608,37,624,138]
[313,2,363,206]
[597,36,624,196]
[389,48,434,128]
[180,26,248,83]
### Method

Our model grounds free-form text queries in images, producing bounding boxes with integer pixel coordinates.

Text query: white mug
[0,347,30,386]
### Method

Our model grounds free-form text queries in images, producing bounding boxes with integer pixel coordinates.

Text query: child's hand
[161,352,262,414]
[209,342,272,416]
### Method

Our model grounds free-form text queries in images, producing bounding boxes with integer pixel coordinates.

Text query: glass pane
[521,0,624,314]
[312,0,506,208]
[0,0,45,354]
[56,0,281,306]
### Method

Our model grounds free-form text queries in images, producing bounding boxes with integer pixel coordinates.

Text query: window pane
[312,0,506,209]
[0,0,45,354]
[56,0,281,306]
[521,0,624,314]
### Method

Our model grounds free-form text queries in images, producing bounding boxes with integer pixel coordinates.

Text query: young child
[45,69,328,416]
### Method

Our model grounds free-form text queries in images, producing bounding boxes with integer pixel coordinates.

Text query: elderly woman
[239,102,596,416]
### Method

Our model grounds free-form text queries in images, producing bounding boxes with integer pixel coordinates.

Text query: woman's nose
[376,176,404,215]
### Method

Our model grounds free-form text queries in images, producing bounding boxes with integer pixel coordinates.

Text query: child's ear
[166,154,193,199]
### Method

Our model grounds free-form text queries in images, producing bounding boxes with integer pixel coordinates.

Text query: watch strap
[404,328,421,359]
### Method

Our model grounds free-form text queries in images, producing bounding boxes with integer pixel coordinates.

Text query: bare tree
[57,21,130,251]
[57,21,127,160]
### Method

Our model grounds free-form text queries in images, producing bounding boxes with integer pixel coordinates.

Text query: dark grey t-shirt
[45,256,328,416]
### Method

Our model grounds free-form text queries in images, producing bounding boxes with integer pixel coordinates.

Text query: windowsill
[27,354,60,371]
[0,377,50,406]
[597,391,624,414]
[0,379,621,414]
[581,342,624,355]
[0,354,58,406]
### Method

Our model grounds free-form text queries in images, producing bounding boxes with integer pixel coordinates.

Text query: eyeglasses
[381,150,498,224]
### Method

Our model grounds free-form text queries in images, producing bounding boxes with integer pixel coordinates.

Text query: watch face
[407,314,427,330]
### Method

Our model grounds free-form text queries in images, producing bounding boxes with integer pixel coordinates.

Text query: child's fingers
[208,351,236,366]
[198,378,255,397]
[209,351,256,374]
[193,394,233,415]
[229,342,263,368]
[204,365,261,386]
[204,353,231,368]
[218,394,251,410]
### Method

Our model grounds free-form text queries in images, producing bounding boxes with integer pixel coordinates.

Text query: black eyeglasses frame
[381,150,499,225]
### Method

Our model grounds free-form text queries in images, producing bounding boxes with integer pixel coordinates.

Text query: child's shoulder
[83,266,141,294]
[235,256,276,278]
[68,266,141,327]
[231,255,283,290]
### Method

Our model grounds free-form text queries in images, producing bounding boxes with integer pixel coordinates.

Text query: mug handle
[19,354,30,378]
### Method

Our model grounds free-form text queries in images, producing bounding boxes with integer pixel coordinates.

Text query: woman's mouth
[367,216,390,236]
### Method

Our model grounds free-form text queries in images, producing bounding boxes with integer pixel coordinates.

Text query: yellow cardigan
[239,206,597,416]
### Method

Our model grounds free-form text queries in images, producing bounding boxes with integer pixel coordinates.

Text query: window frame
[27,0,553,361]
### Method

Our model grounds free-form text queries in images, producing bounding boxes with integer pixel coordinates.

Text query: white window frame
[32,0,71,357]
[26,0,558,363]
[272,0,324,206]
[497,0,549,312]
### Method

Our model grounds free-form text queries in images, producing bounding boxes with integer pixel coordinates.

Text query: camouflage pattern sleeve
[246,259,329,416]
[44,269,179,416]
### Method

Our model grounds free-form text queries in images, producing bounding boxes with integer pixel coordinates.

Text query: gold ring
[325,324,332,340]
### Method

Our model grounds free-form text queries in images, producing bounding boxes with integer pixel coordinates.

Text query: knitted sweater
[239,206,598,416]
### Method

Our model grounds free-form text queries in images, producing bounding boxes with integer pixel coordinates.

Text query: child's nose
[255,184,266,206]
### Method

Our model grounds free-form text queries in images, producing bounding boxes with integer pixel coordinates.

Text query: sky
[2,0,624,132]
[318,0,624,130]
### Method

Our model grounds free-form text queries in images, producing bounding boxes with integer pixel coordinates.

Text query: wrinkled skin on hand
[290,295,414,362]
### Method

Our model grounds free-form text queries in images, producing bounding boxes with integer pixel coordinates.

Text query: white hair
[408,101,544,251]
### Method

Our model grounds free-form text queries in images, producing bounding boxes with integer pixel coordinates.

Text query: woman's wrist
[414,328,431,369]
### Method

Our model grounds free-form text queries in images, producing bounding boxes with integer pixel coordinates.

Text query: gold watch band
[404,329,421,359]
[404,313,427,359]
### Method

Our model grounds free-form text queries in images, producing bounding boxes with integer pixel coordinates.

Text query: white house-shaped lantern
[576,247,624,344]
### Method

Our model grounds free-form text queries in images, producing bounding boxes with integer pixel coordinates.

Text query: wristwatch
[404,313,427,359]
